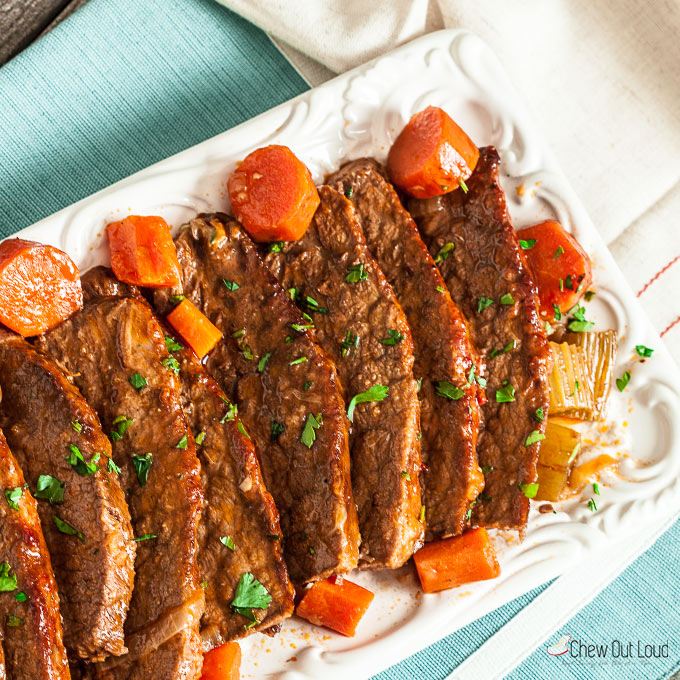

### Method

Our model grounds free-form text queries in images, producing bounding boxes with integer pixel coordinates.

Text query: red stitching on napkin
[637,254,680,297]
[661,315,680,337]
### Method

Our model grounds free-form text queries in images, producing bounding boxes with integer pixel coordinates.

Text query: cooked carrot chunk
[167,299,222,358]
[227,145,320,242]
[0,238,82,336]
[414,528,500,593]
[517,220,593,318]
[387,106,479,199]
[200,642,241,680]
[106,215,182,287]
[296,575,374,637]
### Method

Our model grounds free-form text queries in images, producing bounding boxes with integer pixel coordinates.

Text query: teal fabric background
[0,0,678,677]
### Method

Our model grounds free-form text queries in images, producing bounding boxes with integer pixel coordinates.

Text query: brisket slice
[263,186,424,568]
[36,298,204,680]
[0,330,135,662]
[154,215,359,585]
[82,267,294,646]
[0,427,70,680]
[409,147,551,530]
[328,159,484,539]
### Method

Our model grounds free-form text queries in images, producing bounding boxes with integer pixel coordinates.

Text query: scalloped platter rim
[9,29,680,680]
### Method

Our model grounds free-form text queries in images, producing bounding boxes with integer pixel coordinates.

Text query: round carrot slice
[387,106,479,199]
[517,221,593,318]
[0,238,83,337]
[227,145,320,242]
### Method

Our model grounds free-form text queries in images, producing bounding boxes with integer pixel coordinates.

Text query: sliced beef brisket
[409,146,551,530]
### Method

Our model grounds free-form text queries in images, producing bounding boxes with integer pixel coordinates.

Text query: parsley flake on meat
[381,329,404,345]
[195,431,206,446]
[0,562,17,592]
[66,445,100,476]
[222,279,240,291]
[500,293,515,305]
[230,572,272,629]
[435,381,464,400]
[345,264,368,283]
[7,615,23,628]
[635,344,654,358]
[132,453,152,486]
[434,242,455,263]
[34,475,65,504]
[290,313,315,332]
[129,372,147,391]
[161,356,180,375]
[110,415,133,442]
[270,421,285,441]
[534,407,545,422]
[477,296,494,313]
[237,421,250,439]
[176,434,188,449]
[436,285,446,293]
[519,483,539,499]
[287,287,299,302]
[458,178,469,193]
[257,352,272,372]
[4,487,22,510]
[220,398,238,424]
[289,356,307,365]
[340,330,359,356]
[301,413,323,448]
[107,457,121,475]
[305,296,328,314]
[303,380,312,390]
[220,536,235,551]
[268,241,284,253]
[71,420,82,433]
[496,382,516,403]
[14,592,27,603]
[133,534,157,542]
[489,339,516,359]
[525,430,546,446]
[165,335,184,352]
[346,385,389,422]
[54,516,86,543]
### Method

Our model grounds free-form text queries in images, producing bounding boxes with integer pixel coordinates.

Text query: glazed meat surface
[409,146,551,530]
[153,216,360,585]
[0,427,70,680]
[263,186,424,568]
[329,159,484,539]
[36,297,204,679]
[83,267,295,645]
[0,330,135,662]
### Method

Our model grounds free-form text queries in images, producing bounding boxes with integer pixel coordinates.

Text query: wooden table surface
[0,0,89,66]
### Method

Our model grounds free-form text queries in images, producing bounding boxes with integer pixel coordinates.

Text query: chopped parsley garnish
[268,241,284,253]
[559,278,564,292]
[134,534,158,542]
[593,482,600,495]
[161,356,180,375]
[436,285,446,293]
[54,516,85,543]
[110,415,133,442]
[566,304,594,333]
[71,420,82,433]
[340,330,359,357]
[0,563,17,592]
[165,335,184,352]
[132,453,152,486]
[129,373,147,391]
[4,487,22,510]
[466,365,486,388]
[587,498,597,512]
[107,457,121,475]
[222,279,240,291]
[500,293,515,305]
[290,313,315,332]
[232,329,245,338]
[66,445,99,476]
[519,239,537,250]
[241,345,255,361]
[14,592,27,603]
[305,296,328,314]
[477,296,494,313]
[481,465,493,475]
[381,329,404,345]
[534,407,545,422]
[417,431,422,440]
[419,505,426,522]
[176,434,188,450]
[552,304,562,321]
[489,339,516,359]
[519,483,539,499]
[434,242,455,263]
[267,534,280,541]
[35,475,65,504]
[635,344,654,358]
[553,246,564,259]
[564,274,575,291]
[401,471,411,480]
[308,546,315,555]
[584,290,596,301]
[435,381,464,400]
[257,352,272,372]
[416,377,422,391]
[525,431,546,446]
[271,421,285,441]
[169,294,186,305]
[220,399,238,424]
[459,178,469,193]
[303,380,312,391]
[287,287,299,302]
[545,320,553,334]
[284,336,292,343]
[7,615,23,628]
[220,536,236,551]
[237,421,250,438]
[289,356,307,365]
[346,385,389,422]
[344,186,353,198]
[346,264,368,283]
[496,382,516,403]
[195,431,206,446]
[230,573,272,628]
[616,371,631,392]
[200,579,208,590]
[568,443,580,464]
[301,413,323,448]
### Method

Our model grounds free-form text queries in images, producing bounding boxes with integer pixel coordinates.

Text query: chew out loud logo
[546,635,670,660]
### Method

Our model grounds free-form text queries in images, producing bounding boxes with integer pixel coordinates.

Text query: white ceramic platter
[10,29,680,680]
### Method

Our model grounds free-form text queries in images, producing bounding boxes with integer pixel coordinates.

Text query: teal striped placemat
[1,1,678,678]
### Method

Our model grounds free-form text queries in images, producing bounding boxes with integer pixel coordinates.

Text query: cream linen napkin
[218,0,680,355]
